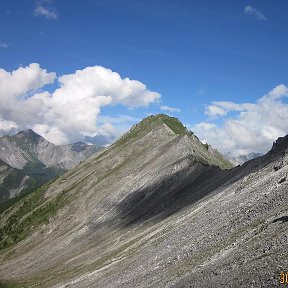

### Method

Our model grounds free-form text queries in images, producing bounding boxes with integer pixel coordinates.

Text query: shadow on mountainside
[113,149,285,227]
[115,165,222,226]
[272,216,288,223]
[88,164,224,233]
[87,147,286,235]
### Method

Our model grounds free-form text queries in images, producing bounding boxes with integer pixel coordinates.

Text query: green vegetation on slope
[0,280,29,288]
[160,115,188,135]
[12,130,66,183]
[23,160,65,186]
[0,180,67,250]
[0,178,38,215]
[0,169,27,202]
[0,159,64,204]
[114,114,189,147]
[136,114,189,135]
[0,132,67,203]
[113,114,233,170]
[0,114,233,254]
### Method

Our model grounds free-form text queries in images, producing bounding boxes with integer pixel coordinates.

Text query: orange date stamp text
[280,272,288,284]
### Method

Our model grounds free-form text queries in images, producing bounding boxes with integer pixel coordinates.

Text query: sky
[0,0,288,157]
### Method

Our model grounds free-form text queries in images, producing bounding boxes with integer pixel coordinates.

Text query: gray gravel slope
[0,115,287,288]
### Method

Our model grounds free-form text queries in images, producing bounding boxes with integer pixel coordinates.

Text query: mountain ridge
[114,114,233,170]
[0,114,287,287]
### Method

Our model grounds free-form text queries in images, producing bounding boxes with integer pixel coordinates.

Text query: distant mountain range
[0,129,101,201]
[226,152,263,165]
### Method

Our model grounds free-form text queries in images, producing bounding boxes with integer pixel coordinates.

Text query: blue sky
[0,0,288,156]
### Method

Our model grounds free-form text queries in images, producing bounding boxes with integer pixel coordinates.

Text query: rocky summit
[0,129,101,201]
[0,114,287,288]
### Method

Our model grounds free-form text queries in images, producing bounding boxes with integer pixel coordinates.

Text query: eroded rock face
[0,130,101,200]
[0,115,287,288]
[271,134,288,153]
[0,159,30,202]
[0,129,101,170]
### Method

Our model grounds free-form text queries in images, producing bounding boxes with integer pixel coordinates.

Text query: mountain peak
[271,134,288,153]
[69,141,88,152]
[114,114,190,147]
[113,114,232,170]
[16,129,39,136]
[137,114,189,135]
[14,129,42,142]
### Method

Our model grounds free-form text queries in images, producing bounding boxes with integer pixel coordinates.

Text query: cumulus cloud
[33,124,68,144]
[0,63,56,94]
[205,105,227,117]
[0,43,8,48]
[94,114,141,144]
[0,116,18,132]
[54,66,160,108]
[244,5,267,21]
[0,64,161,144]
[192,84,288,157]
[205,101,255,117]
[160,105,181,113]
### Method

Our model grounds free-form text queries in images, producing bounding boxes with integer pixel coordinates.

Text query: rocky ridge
[0,115,287,288]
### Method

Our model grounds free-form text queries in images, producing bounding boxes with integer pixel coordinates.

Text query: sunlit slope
[3,116,287,287]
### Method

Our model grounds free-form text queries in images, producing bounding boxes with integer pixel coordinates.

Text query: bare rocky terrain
[0,160,30,202]
[0,114,287,288]
[0,130,100,201]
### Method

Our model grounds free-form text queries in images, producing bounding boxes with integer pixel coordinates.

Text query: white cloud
[54,66,160,108]
[160,105,181,113]
[205,105,227,117]
[205,101,256,117]
[260,84,288,100]
[192,84,288,157]
[33,124,68,144]
[244,6,267,21]
[0,64,161,145]
[96,115,141,140]
[0,63,56,106]
[0,115,18,131]
[0,43,8,48]
[34,5,57,19]
[98,122,116,135]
